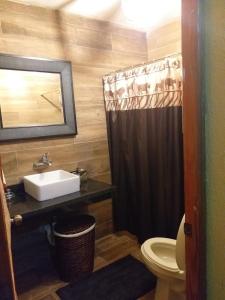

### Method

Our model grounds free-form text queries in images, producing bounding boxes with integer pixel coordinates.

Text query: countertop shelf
[8,179,116,220]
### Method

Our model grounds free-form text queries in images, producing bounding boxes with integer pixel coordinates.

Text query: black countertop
[8,179,116,219]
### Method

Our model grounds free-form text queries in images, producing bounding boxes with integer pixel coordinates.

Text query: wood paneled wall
[147,20,181,61]
[0,0,147,237]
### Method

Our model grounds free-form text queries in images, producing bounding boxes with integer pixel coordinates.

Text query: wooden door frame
[182,0,206,299]
[0,178,18,300]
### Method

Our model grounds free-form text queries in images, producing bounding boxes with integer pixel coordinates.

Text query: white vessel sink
[23,170,80,201]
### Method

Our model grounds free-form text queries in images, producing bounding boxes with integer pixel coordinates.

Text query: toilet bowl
[141,215,185,300]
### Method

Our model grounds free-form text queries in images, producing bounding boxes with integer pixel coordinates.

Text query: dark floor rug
[56,255,156,300]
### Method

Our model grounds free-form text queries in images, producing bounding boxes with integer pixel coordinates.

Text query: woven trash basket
[53,214,96,282]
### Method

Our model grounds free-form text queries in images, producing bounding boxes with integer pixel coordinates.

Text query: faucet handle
[42,153,51,161]
[45,153,52,165]
[41,153,52,165]
[33,153,52,169]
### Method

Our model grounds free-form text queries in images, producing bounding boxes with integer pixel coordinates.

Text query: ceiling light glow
[122,0,181,29]
[65,0,120,17]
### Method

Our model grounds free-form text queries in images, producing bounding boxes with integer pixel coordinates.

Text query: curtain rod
[105,52,182,76]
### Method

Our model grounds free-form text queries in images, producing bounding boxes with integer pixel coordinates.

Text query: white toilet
[141,215,186,300]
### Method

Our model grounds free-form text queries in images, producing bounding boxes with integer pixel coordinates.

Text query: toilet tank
[176,215,185,272]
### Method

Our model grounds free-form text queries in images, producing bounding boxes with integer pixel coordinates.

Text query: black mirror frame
[0,54,77,141]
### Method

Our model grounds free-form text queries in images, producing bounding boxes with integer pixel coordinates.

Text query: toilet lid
[142,237,180,273]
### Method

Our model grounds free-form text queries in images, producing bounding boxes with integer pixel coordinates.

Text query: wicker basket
[54,214,96,282]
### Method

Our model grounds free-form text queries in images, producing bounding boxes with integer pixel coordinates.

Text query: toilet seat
[141,216,186,300]
[142,237,180,273]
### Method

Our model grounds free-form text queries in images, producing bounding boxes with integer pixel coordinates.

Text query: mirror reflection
[0,70,64,128]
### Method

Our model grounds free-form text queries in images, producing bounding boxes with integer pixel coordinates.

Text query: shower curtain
[103,55,184,243]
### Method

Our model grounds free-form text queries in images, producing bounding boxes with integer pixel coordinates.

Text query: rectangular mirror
[0,70,64,128]
[0,54,77,141]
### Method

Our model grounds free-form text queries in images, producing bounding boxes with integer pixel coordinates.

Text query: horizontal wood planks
[0,0,148,238]
[147,20,181,60]
[0,0,147,184]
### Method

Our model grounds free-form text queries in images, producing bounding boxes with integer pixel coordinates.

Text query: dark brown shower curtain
[103,55,184,243]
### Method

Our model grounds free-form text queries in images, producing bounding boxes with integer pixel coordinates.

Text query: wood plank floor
[17,231,155,300]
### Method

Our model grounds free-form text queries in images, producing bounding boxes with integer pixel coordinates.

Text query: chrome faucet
[33,153,52,169]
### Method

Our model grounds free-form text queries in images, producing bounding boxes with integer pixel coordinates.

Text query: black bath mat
[56,255,156,300]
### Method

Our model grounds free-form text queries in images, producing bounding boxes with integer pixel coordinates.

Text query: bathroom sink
[23,170,80,201]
